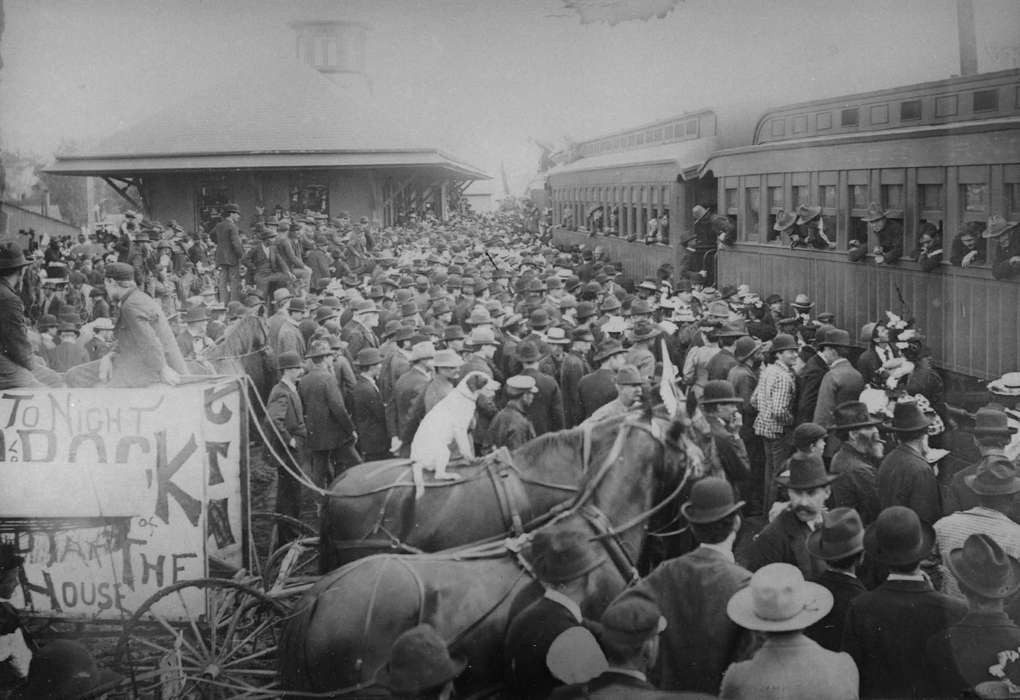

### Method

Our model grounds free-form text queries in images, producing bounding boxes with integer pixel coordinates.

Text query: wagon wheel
[250,511,317,579]
[114,578,285,699]
[262,535,320,596]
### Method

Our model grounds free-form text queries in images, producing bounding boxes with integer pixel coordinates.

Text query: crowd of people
[2,203,1020,698]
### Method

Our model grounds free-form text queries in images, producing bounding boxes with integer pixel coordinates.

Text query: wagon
[0,376,304,698]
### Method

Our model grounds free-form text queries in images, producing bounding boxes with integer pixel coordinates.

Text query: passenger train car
[550,69,1020,383]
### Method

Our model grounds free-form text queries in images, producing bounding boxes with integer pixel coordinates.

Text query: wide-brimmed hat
[545,326,570,345]
[727,563,833,632]
[831,401,882,431]
[379,624,466,694]
[570,327,595,344]
[433,349,464,369]
[885,399,931,432]
[965,455,1020,496]
[506,374,539,396]
[410,341,437,362]
[947,534,1020,600]
[575,301,597,321]
[861,202,889,223]
[596,597,667,653]
[795,205,822,225]
[769,333,798,353]
[972,407,1018,436]
[355,347,383,366]
[982,214,1019,239]
[988,372,1020,397]
[314,306,339,324]
[775,454,838,490]
[305,341,334,359]
[0,240,30,272]
[680,477,744,524]
[791,293,814,310]
[353,299,377,314]
[277,351,303,370]
[818,328,855,349]
[615,365,645,386]
[734,336,763,363]
[516,341,545,364]
[773,210,797,232]
[467,308,493,326]
[525,527,606,584]
[864,505,935,566]
[806,507,865,561]
[600,296,622,313]
[594,339,626,362]
[700,380,743,406]
[464,327,498,347]
[628,319,661,342]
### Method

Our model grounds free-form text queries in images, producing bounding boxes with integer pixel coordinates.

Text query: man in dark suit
[489,375,538,451]
[266,351,308,542]
[796,327,830,425]
[705,323,742,381]
[299,340,360,490]
[517,341,564,437]
[560,327,593,428]
[388,341,435,457]
[243,225,291,302]
[504,528,608,699]
[863,204,904,264]
[699,380,752,495]
[805,507,868,651]
[828,401,884,525]
[341,300,380,359]
[578,340,627,421]
[842,506,967,699]
[348,348,389,462]
[813,329,865,457]
[610,478,752,694]
[550,598,668,700]
[742,453,836,580]
[212,203,243,303]
[878,400,942,526]
[855,321,897,386]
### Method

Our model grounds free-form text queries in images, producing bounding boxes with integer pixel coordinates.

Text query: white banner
[0,379,245,620]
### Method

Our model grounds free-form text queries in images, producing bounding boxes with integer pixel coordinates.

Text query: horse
[199,313,275,402]
[319,409,683,572]
[279,408,701,697]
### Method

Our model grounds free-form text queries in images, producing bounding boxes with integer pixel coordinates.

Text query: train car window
[792,185,809,210]
[1010,183,1020,217]
[935,95,958,117]
[745,187,760,242]
[841,108,859,127]
[767,186,785,243]
[973,89,999,112]
[882,185,904,211]
[919,184,944,212]
[821,185,838,210]
[962,183,988,214]
[816,112,832,130]
[851,184,869,210]
[900,99,922,121]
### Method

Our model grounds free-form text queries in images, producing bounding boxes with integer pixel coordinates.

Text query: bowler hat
[305,340,334,359]
[37,314,59,330]
[726,563,833,632]
[615,365,645,386]
[775,453,838,490]
[734,336,763,363]
[0,241,30,271]
[288,298,306,313]
[700,380,743,405]
[863,505,935,566]
[982,214,1018,239]
[773,210,797,231]
[314,306,339,324]
[972,407,1018,436]
[380,624,466,694]
[692,205,709,224]
[947,534,1020,599]
[575,301,597,321]
[355,348,383,366]
[818,328,855,349]
[965,455,1020,496]
[277,351,303,370]
[57,321,79,336]
[885,399,931,432]
[401,301,420,317]
[765,293,783,305]
[596,597,667,652]
[769,333,798,353]
[506,374,539,396]
[806,508,865,560]
[594,339,626,363]
[861,202,889,222]
[525,528,606,584]
[680,477,744,524]
[831,401,882,431]
[791,293,814,310]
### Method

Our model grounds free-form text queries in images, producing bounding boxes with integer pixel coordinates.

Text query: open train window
[900,99,922,121]
[767,186,785,243]
[973,89,999,112]
[841,108,859,127]
[745,187,760,242]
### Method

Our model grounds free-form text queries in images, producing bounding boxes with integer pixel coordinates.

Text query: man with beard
[828,402,884,525]
[742,453,837,580]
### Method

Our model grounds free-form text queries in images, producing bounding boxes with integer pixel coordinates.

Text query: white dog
[410,371,498,497]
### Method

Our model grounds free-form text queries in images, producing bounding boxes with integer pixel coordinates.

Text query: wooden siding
[552,228,682,283]
[718,246,1020,380]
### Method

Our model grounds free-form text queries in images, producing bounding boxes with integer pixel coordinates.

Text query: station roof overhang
[545,137,719,184]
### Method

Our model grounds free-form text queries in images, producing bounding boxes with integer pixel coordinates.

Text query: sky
[1,0,1019,195]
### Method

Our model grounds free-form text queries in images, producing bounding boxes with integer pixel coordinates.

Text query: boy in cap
[586,365,644,423]
[611,478,752,694]
[504,528,609,699]
[489,375,539,451]
[721,563,858,699]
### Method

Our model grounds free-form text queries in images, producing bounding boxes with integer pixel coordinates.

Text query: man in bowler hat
[804,507,868,651]
[877,399,942,526]
[212,203,243,303]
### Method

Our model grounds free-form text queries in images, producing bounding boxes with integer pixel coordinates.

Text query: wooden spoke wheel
[114,578,285,699]
[250,511,317,580]
[262,536,320,596]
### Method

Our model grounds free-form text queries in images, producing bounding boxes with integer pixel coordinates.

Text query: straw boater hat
[727,563,833,632]
[947,534,1020,600]
[806,508,865,561]
[379,624,466,695]
[506,375,539,396]
[276,351,303,371]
